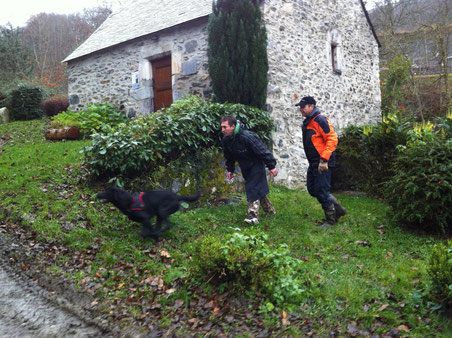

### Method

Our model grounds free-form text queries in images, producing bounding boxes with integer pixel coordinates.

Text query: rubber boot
[260,195,276,215]
[321,204,336,228]
[330,195,347,222]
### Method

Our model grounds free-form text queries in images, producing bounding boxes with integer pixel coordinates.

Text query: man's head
[221,115,237,137]
[296,96,316,117]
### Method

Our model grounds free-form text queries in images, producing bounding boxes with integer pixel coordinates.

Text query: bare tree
[371,0,452,116]
[18,6,112,94]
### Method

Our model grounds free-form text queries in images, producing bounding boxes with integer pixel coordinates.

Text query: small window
[330,30,342,75]
[331,43,338,71]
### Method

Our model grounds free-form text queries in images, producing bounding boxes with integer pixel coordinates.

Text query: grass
[0,118,451,336]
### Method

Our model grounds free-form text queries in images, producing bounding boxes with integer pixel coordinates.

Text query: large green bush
[190,229,309,307]
[6,85,43,121]
[383,137,452,232]
[82,95,275,181]
[428,241,452,308]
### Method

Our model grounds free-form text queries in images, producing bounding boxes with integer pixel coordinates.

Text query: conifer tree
[208,0,268,110]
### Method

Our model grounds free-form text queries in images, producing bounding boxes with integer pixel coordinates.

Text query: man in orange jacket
[296,96,347,227]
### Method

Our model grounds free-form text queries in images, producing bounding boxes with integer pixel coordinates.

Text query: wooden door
[152,56,173,112]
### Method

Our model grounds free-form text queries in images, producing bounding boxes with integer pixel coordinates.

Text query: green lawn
[0,119,450,336]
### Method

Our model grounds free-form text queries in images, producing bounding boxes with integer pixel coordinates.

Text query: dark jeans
[306,164,332,209]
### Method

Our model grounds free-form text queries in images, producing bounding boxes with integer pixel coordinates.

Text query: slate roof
[63,0,379,63]
[63,0,212,62]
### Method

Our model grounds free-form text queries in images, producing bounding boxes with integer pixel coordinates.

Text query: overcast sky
[0,0,379,27]
[0,0,124,27]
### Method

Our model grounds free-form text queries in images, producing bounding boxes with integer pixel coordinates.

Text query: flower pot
[45,126,80,140]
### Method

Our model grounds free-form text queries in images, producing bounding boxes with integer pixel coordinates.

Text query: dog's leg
[140,221,160,242]
[154,216,163,233]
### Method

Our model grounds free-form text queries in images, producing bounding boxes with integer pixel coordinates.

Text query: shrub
[383,137,452,232]
[41,97,68,117]
[428,241,452,308]
[6,85,43,121]
[333,113,411,195]
[82,95,275,181]
[51,103,128,135]
[190,229,309,306]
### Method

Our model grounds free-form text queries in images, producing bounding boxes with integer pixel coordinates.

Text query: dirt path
[0,258,111,337]
[0,224,128,338]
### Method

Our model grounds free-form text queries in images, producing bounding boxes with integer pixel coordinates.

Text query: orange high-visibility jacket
[302,108,338,166]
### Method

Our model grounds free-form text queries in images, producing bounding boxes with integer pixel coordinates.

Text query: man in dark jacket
[221,115,278,224]
[296,96,347,227]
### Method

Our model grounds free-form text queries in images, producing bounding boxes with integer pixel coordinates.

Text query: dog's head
[97,186,121,204]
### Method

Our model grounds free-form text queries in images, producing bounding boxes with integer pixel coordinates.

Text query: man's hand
[318,161,328,173]
[269,168,278,177]
[227,172,234,180]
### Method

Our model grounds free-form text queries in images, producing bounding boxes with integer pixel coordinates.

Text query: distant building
[63,0,381,188]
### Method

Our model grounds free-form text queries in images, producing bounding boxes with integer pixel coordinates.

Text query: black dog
[97,186,200,240]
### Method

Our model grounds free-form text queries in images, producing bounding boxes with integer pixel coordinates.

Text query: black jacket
[222,123,276,202]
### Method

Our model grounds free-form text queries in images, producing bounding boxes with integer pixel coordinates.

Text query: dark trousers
[306,164,332,209]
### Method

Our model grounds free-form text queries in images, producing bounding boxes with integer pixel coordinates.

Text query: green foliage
[335,113,412,194]
[5,84,43,121]
[428,241,452,308]
[381,55,411,116]
[208,0,268,109]
[190,229,309,306]
[51,103,128,135]
[82,95,275,181]
[383,137,452,232]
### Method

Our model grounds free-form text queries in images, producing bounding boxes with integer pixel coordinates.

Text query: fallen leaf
[356,264,364,269]
[347,322,360,336]
[21,264,29,271]
[410,266,418,270]
[165,288,177,294]
[396,325,410,332]
[377,304,389,311]
[213,307,220,314]
[160,250,171,258]
[174,299,184,308]
[355,240,371,247]
[377,229,384,235]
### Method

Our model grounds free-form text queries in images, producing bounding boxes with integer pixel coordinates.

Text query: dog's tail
[178,190,200,202]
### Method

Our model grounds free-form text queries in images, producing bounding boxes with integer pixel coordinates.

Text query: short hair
[221,115,237,126]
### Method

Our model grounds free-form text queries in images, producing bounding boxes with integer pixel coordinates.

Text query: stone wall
[263,0,381,188]
[67,18,210,117]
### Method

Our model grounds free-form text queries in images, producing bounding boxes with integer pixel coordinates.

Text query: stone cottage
[63,0,381,188]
